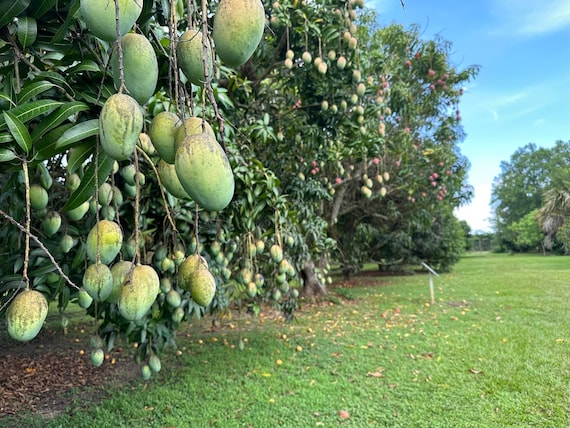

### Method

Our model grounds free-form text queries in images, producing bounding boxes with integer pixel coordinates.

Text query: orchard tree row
[0,0,477,375]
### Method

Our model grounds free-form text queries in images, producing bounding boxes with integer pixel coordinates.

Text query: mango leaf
[66,60,101,74]
[51,0,80,43]
[63,152,114,212]
[31,101,89,142]
[34,123,73,161]
[66,142,94,174]
[0,148,17,162]
[17,16,37,48]
[55,118,98,151]
[0,92,15,109]
[0,133,14,144]
[0,99,63,130]
[34,72,74,95]
[17,80,56,104]
[3,111,31,153]
[29,0,56,19]
[0,0,30,28]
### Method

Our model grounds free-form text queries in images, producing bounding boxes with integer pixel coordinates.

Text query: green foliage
[0,0,477,374]
[508,209,543,252]
[492,141,570,251]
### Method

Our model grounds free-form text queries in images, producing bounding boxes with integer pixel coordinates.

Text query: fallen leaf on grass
[469,368,484,375]
[366,371,385,378]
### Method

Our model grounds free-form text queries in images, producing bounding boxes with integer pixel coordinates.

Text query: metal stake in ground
[421,262,440,305]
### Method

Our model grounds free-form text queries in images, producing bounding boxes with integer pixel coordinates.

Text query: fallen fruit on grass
[6,289,48,342]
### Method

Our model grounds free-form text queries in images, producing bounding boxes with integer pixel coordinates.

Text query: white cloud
[478,89,531,123]
[491,0,570,35]
[455,184,493,232]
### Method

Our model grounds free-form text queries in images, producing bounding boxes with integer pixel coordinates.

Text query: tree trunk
[301,260,327,297]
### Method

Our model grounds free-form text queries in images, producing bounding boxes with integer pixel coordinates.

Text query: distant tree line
[490,140,570,254]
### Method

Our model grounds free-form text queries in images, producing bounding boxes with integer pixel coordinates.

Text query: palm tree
[535,169,570,250]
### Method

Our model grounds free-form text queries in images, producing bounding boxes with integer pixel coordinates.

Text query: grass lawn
[3,252,570,427]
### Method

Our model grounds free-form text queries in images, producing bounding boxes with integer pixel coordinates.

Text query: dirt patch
[0,318,138,421]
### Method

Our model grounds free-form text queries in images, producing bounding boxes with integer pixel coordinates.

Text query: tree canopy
[0,0,477,375]
[491,140,570,252]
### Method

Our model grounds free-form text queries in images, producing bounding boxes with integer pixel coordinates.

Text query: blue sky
[369,0,570,232]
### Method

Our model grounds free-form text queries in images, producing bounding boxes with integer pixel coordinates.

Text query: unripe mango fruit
[109,260,133,304]
[42,211,62,237]
[80,0,142,42]
[157,159,190,199]
[86,220,123,265]
[175,133,235,211]
[83,263,114,302]
[6,289,48,342]
[118,264,160,321]
[173,117,215,151]
[177,29,213,86]
[269,244,283,263]
[29,184,48,210]
[112,33,158,105]
[179,254,208,291]
[99,93,143,161]
[149,111,180,164]
[213,0,265,67]
[188,267,216,307]
[67,200,90,222]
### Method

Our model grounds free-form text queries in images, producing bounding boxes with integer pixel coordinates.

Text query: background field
[3,252,570,427]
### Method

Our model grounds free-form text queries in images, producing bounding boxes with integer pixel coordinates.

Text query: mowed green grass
[9,253,570,427]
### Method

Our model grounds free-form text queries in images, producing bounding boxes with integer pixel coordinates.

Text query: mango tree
[0,0,477,377]
[0,0,300,377]
[222,6,478,278]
